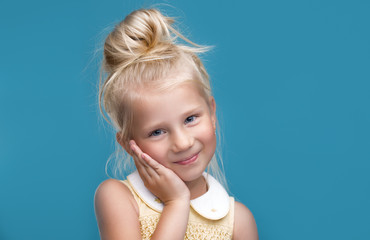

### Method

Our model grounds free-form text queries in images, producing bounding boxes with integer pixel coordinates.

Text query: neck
[185,175,208,200]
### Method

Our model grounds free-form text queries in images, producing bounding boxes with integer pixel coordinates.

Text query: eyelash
[148,129,165,137]
[185,115,197,124]
[148,115,199,137]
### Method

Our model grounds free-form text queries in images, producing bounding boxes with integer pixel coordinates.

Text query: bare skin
[94,142,258,239]
[94,83,258,239]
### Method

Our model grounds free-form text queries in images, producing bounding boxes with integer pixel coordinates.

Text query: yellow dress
[121,171,234,240]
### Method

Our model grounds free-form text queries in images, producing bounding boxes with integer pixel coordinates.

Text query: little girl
[94,8,258,240]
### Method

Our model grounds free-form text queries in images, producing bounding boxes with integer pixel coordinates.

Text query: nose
[171,128,194,153]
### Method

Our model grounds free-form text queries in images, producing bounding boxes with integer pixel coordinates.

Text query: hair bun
[104,9,175,72]
[124,9,174,51]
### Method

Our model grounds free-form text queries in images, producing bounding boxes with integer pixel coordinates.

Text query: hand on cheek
[129,140,190,205]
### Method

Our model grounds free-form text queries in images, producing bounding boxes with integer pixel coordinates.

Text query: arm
[94,170,189,240]
[233,201,259,240]
[94,179,142,240]
[129,140,190,240]
[94,141,190,240]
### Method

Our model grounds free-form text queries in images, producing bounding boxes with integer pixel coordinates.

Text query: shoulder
[95,178,133,199]
[94,179,141,240]
[95,179,137,205]
[233,201,258,240]
[94,178,139,216]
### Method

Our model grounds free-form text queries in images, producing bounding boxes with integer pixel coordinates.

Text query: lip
[174,152,199,165]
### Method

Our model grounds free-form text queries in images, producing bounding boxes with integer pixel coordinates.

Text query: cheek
[136,141,168,165]
[199,124,217,152]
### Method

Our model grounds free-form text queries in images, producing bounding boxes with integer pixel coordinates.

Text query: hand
[129,140,190,205]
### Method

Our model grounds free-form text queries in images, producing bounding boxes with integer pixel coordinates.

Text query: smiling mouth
[174,153,199,165]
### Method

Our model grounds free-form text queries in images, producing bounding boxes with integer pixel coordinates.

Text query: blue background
[1,0,369,239]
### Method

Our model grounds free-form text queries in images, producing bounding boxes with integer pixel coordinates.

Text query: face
[130,82,217,183]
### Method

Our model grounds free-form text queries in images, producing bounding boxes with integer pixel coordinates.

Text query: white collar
[127,171,230,220]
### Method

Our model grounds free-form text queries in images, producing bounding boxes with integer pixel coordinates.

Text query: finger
[141,153,162,173]
[132,154,146,174]
[130,141,149,168]
[130,141,158,178]
[130,143,151,178]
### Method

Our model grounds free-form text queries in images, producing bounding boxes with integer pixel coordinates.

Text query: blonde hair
[98,8,227,189]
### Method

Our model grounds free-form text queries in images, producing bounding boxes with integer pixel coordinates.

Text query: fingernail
[141,153,146,160]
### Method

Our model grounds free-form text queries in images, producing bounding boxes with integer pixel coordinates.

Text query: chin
[175,166,206,183]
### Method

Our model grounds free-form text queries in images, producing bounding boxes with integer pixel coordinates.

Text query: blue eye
[185,116,196,124]
[149,129,163,137]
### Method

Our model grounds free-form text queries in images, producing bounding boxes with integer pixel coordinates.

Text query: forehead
[132,83,209,123]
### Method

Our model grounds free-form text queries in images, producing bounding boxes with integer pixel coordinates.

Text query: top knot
[103,9,177,73]
[123,9,174,52]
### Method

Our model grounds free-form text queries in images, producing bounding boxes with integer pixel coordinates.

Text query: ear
[208,96,217,130]
[116,132,132,156]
